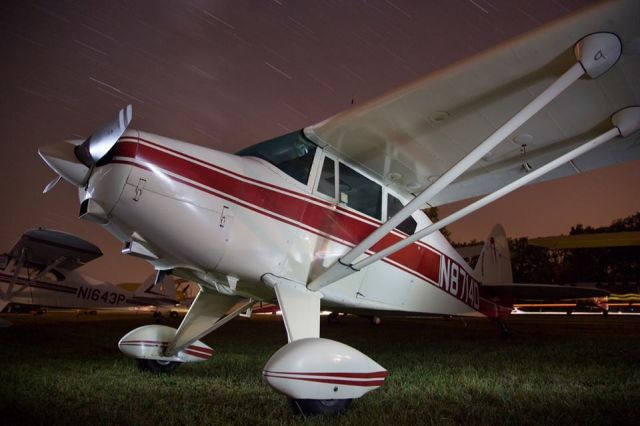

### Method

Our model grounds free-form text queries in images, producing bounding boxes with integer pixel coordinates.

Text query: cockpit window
[387,194,417,235]
[339,163,382,220]
[237,131,317,185]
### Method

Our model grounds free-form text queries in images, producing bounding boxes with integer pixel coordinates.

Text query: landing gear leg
[494,317,512,339]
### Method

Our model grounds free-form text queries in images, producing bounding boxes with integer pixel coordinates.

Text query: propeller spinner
[39,105,133,192]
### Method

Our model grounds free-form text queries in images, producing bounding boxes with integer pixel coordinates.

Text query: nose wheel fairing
[118,324,213,363]
[118,290,254,366]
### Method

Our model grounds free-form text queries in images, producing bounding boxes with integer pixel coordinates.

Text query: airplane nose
[38,105,132,193]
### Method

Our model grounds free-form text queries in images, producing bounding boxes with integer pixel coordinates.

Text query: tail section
[474,224,513,284]
[131,274,178,305]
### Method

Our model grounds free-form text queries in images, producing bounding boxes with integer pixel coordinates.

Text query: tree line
[510,212,640,292]
[443,210,640,292]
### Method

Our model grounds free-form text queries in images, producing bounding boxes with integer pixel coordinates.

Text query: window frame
[312,151,338,202]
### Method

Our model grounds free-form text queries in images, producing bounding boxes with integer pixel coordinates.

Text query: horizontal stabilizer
[481,283,607,301]
[127,273,178,305]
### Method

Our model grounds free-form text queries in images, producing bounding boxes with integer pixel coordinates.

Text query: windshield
[237,131,317,185]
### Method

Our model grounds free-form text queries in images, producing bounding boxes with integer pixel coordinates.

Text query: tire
[136,359,180,373]
[169,311,179,318]
[288,398,352,416]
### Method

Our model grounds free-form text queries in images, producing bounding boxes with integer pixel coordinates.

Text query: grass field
[1,312,639,425]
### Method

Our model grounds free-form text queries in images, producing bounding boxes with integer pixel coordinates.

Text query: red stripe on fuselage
[111,139,479,309]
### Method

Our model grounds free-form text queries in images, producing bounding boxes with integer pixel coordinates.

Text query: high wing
[306,0,640,291]
[304,0,640,205]
[7,228,102,271]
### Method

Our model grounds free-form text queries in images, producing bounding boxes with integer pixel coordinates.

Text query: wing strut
[350,107,639,272]
[308,32,622,291]
[2,249,26,300]
[32,257,66,282]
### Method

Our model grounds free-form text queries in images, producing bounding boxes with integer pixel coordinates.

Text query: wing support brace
[353,107,639,271]
[3,256,67,302]
[32,257,66,282]
[308,32,623,292]
[0,250,25,301]
[165,290,255,356]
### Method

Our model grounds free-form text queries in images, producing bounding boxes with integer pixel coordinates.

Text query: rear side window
[387,194,417,235]
[339,163,382,220]
[317,156,336,198]
[237,131,317,185]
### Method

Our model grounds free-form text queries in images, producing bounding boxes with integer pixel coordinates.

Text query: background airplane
[0,228,178,314]
[515,230,640,314]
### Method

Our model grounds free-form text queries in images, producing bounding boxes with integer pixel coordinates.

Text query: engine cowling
[262,337,387,400]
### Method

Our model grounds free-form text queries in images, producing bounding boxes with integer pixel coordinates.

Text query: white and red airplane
[37,1,639,416]
[0,228,178,314]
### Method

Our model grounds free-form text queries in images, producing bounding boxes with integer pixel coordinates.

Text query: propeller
[39,105,133,192]
[43,176,62,194]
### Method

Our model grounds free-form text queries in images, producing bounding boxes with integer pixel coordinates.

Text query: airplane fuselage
[87,130,502,318]
[0,269,158,310]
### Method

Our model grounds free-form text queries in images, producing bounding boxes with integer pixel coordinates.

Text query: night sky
[1,0,638,283]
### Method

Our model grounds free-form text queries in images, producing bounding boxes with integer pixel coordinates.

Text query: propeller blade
[39,106,133,189]
[75,104,133,167]
[38,141,91,187]
[43,175,62,194]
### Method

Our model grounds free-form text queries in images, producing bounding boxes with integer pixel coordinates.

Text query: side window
[339,163,382,220]
[317,156,336,198]
[387,194,417,235]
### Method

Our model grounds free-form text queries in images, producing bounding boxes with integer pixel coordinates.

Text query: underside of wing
[305,0,640,204]
[481,282,608,302]
[8,228,102,271]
